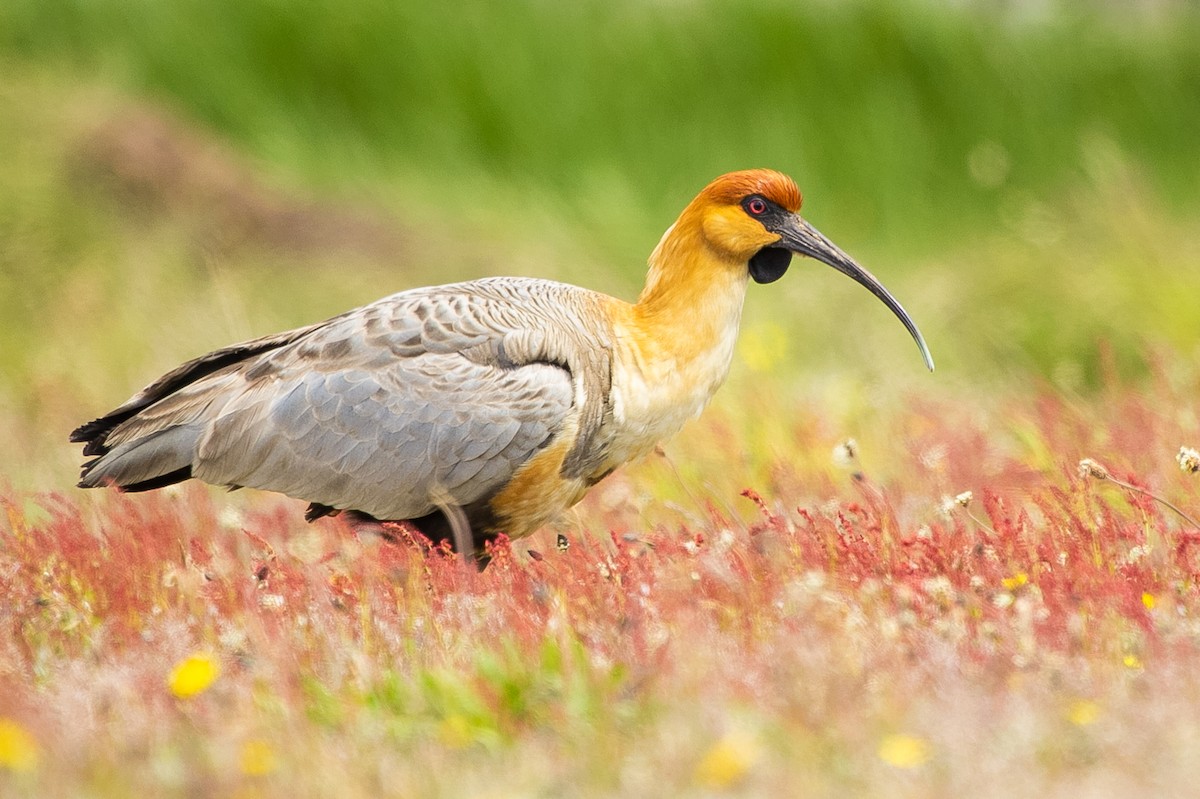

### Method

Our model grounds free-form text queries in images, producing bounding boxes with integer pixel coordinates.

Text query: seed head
[940,491,974,516]
[1077,459,1109,480]
[832,439,859,469]
[1178,446,1200,474]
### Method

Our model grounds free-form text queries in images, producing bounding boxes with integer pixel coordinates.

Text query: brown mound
[70,104,406,259]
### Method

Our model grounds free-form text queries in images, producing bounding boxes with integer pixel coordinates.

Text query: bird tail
[71,318,333,493]
[75,422,203,492]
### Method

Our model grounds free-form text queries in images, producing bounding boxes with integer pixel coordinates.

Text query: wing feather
[75,278,614,519]
[194,354,572,518]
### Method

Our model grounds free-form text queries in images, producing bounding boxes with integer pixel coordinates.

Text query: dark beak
[776,215,935,372]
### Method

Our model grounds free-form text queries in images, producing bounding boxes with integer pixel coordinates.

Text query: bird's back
[73,277,619,543]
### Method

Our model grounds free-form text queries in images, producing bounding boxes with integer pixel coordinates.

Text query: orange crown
[694,169,803,213]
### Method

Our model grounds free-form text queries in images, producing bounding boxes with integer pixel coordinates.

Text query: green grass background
[5,0,1200,247]
[2,4,1200,795]
[1,0,1198,486]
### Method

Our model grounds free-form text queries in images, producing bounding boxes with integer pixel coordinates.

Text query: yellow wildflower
[694,732,760,789]
[437,715,474,749]
[1066,700,1101,726]
[1142,592,1156,610]
[1001,572,1028,591]
[1123,654,1143,670]
[878,734,931,768]
[0,718,39,772]
[168,653,221,698]
[240,739,277,776]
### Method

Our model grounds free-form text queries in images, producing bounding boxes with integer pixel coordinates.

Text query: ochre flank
[489,430,589,537]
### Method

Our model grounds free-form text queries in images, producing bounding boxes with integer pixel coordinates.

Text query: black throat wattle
[749,247,792,284]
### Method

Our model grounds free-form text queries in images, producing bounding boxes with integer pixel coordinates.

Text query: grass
[3,0,1200,794]
[3,366,1200,796]
[2,0,1199,260]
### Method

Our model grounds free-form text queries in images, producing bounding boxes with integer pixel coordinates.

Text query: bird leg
[339,507,495,570]
[341,510,403,544]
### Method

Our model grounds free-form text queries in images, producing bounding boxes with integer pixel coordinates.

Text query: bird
[72,169,933,561]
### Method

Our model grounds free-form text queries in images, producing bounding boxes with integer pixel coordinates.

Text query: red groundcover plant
[1,371,1199,796]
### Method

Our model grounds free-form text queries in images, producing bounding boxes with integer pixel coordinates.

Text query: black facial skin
[748,247,792,284]
[742,194,793,284]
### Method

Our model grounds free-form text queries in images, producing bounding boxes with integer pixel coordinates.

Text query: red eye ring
[748,198,767,216]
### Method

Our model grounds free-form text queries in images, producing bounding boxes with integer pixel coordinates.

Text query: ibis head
[673,169,934,372]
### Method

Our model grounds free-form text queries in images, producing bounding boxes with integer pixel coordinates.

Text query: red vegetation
[1,370,1199,794]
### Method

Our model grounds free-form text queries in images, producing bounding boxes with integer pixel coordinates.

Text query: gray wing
[194,352,571,519]
[76,278,613,519]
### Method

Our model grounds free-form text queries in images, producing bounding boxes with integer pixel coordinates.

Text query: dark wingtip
[71,418,114,455]
[77,455,106,489]
[119,467,192,493]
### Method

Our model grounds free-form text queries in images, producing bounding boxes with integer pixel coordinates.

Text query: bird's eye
[746,197,767,216]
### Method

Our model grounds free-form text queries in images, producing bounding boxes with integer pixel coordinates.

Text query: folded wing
[73,278,608,521]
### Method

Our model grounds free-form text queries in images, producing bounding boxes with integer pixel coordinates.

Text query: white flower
[922,576,954,603]
[832,439,859,469]
[940,491,973,517]
[1124,545,1149,565]
[218,506,246,530]
[1178,446,1200,474]
[919,444,948,470]
[258,593,285,610]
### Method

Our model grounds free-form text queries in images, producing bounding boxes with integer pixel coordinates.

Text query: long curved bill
[778,216,935,372]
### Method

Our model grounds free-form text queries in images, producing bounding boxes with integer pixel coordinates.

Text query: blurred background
[1,0,1198,490]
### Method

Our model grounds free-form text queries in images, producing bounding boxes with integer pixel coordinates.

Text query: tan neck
[629,219,750,366]
[599,215,751,466]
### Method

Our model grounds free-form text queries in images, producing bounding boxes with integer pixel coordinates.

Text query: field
[2,1,1200,796]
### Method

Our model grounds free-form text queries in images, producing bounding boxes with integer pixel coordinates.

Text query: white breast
[606,317,741,467]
